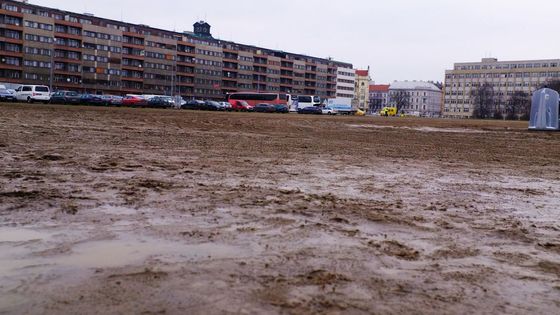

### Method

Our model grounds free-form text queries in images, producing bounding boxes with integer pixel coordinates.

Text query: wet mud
[0,104,559,314]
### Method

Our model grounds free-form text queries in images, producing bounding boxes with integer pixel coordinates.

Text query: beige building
[353,69,371,110]
[443,57,560,118]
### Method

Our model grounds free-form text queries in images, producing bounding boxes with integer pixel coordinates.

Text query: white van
[15,85,51,103]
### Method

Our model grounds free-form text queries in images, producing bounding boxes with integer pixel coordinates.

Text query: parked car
[203,100,223,111]
[15,85,50,103]
[50,91,81,104]
[298,106,323,115]
[0,87,16,102]
[181,99,205,110]
[99,95,122,106]
[274,104,289,114]
[80,94,105,106]
[148,96,174,108]
[219,102,232,111]
[322,106,338,115]
[230,100,253,112]
[122,95,147,107]
[109,96,124,106]
[254,103,276,113]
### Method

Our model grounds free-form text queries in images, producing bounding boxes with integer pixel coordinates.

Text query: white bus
[293,95,322,111]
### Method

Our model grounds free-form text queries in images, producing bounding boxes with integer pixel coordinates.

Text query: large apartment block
[0,0,352,100]
[443,57,560,118]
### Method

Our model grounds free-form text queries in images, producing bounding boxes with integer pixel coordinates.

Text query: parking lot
[1,103,559,314]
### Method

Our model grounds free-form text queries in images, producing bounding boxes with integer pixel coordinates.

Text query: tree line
[471,80,560,120]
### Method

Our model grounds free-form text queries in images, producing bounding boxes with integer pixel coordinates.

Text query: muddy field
[0,103,559,314]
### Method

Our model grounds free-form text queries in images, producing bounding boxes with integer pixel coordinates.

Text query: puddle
[0,227,254,312]
[347,124,487,134]
[0,228,253,276]
[56,237,250,269]
[0,227,53,243]
[410,127,487,134]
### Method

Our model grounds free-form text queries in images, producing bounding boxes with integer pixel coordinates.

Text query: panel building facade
[0,0,352,100]
[443,57,560,118]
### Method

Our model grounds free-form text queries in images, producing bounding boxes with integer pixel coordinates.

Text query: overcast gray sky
[32,0,560,83]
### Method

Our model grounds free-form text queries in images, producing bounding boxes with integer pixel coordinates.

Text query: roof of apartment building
[389,81,441,92]
[355,70,369,77]
[369,84,390,92]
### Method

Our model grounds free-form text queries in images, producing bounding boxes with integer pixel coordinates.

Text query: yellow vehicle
[355,108,366,116]
[380,107,398,117]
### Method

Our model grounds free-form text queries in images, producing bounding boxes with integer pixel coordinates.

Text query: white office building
[333,67,356,105]
[389,81,442,117]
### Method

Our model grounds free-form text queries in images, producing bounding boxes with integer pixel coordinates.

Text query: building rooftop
[355,70,369,77]
[389,81,441,92]
[369,84,390,92]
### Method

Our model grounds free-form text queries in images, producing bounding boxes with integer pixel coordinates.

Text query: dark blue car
[297,106,323,115]
[50,91,81,104]
[80,94,104,105]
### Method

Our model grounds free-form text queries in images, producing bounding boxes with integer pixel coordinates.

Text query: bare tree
[389,90,409,114]
[506,91,530,120]
[432,81,444,90]
[470,83,495,119]
[539,80,560,93]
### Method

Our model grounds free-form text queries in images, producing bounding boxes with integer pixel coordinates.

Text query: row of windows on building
[390,91,430,97]
[445,91,524,103]
[446,83,542,92]
[444,108,471,113]
[446,72,560,79]
[83,30,122,42]
[447,81,542,88]
[337,78,354,84]
[337,93,354,98]
[337,71,355,77]
[454,62,559,71]
[402,105,429,111]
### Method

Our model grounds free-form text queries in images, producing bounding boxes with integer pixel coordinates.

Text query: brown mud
[0,104,559,314]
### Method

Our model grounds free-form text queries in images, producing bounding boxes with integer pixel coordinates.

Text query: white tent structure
[529,88,559,131]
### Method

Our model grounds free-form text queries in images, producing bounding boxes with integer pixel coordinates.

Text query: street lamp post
[49,37,54,92]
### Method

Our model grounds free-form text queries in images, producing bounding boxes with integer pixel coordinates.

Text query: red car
[122,95,147,107]
[229,100,253,112]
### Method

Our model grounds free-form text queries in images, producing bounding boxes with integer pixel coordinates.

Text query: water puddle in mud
[0,227,251,273]
[0,227,53,243]
[58,237,250,269]
[347,124,488,134]
[0,226,255,312]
